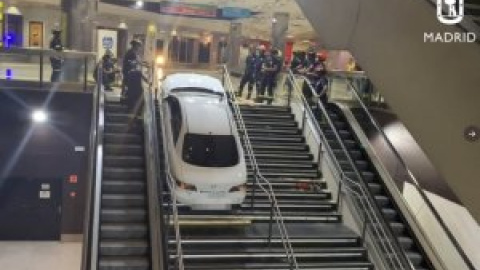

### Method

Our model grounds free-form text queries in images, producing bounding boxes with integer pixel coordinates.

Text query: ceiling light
[118,22,128,29]
[171,30,177,36]
[272,18,278,24]
[135,0,144,8]
[6,6,21,15]
[32,110,48,123]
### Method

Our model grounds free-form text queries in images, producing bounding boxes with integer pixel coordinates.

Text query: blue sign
[221,7,251,19]
[102,36,114,49]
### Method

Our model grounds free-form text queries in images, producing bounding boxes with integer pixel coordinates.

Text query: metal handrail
[143,66,166,270]
[156,89,185,270]
[346,79,477,270]
[222,65,299,270]
[81,62,105,270]
[285,69,414,270]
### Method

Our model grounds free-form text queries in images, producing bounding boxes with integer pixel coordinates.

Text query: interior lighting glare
[32,110,48,123]
[135,0,144,8]
[156,55,165,65]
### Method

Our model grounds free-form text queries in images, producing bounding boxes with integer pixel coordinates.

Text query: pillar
[271,12,289,55]
[61,0,96,51]
[61,0,96,82]
[227,22,242,70]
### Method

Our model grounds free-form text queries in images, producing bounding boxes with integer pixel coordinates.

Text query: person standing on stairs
[237,45,260,100]
[122,39,144,120]
[258,49,280,105]
[49,30,64,82]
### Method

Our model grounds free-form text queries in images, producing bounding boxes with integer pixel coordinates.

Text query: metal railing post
[84,56,88,92]
[39,52,44,89]
[268,199,274,248]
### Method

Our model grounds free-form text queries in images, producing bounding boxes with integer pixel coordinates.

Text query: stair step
[339,160,369,171]
[101,209,147,223]
[105,103,129,113]
[105,123,143,134]
[247,136,305,143]
[106,113,135,123]
[103,168,145,179]
[101,224,148,239]
[246,128,301,136]
[102,180,146,194]
[175,261,373,270]
[99,257,150,270]
[244,121,298,128]
[240,113,294,120]
[248,171,319,179]
[104,134,143,145]
[344,171,376,182]
[100,240,149,256]
[324,129,352,140]
[172,237,361,247]
[238,105,291,113]
[251,144,309,152]
[104,144,144,156]
[253,153,313,161]
[104,156,145,168]
[102,194,146,207]
[381,208,398,221]
[327,139,358,150]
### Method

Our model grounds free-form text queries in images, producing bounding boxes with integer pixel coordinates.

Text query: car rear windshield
[182,133,239,167]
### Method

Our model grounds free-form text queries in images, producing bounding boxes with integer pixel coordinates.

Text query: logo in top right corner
[437,0,464,25]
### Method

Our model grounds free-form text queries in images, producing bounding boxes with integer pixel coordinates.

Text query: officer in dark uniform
[95,50,117,91]
[255,45,267,91]
[237,46,260,100]
[49,30,64,82]
[258,49,280,105]
[302,51,328,103]
[122,39,144,116]
[271,48,283,90]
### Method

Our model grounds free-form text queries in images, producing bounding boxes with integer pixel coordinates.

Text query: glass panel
[182,133,239,167]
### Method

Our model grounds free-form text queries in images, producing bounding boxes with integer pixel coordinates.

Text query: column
[227,22,242,70]
[271,12,289,54]
[61,0,96,82]
[61,0,96,51]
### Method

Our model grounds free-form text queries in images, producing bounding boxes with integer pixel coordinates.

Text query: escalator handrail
[221,65,299,270]
[142,66,167,270]
[156,87,185,270]
[286,69,415,270]
[81,63,105,270]
[346,79,477,270]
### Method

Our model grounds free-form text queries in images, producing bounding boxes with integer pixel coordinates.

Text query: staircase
[161,103,373,270]
[315,103,432,270]
[98,101,151,270]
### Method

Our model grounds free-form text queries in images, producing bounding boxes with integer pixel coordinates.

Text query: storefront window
[169,36,194,63]
[198,42,210,64]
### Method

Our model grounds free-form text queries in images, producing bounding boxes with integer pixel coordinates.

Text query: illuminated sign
[221,7,251,19]
[160,2,217,18]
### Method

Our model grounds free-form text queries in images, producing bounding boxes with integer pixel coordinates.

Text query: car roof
[162,73,225,96]
[178,95,233,136]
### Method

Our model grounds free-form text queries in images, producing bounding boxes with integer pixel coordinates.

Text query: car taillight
[175,179,197,191]
[229,184,246,193]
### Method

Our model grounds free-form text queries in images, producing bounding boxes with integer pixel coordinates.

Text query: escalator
[316,103,432,270]
[82,71,164,270]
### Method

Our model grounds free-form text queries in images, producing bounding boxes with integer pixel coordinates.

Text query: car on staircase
[161,73,247,210]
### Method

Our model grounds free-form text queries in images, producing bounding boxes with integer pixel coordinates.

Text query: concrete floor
[0,241,82,270]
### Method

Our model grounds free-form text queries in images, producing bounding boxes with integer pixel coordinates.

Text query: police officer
[122,39,144,115]
[259,49,280,105]
[49,30,64,82]
[237,46,259,100]
[271,48,283,90]
[255,45,267,91]
[95,50,117,91]
[303,51,328,103]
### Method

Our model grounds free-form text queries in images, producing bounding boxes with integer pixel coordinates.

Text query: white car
[161,73,247,210]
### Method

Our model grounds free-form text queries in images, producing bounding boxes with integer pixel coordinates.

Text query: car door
[164,95,183,176]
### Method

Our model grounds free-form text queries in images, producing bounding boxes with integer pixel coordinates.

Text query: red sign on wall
[160,2,217,18]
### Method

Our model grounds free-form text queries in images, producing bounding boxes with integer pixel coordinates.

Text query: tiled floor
[0,241,82,270]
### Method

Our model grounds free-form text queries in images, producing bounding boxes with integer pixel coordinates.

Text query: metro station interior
[0,0,479,270]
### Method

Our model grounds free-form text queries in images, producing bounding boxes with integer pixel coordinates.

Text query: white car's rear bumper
[174,188,246,210]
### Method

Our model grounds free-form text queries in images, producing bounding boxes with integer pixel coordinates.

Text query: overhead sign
[160,2,217,18]
[221,7,252,19]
